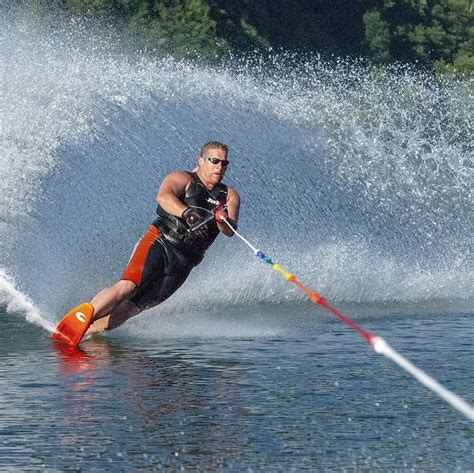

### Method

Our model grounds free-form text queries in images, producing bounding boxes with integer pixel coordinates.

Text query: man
[84,141,240,335]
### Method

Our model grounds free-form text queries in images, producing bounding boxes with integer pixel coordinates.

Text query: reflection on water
[1,310,473,470]
[50,337,253,470]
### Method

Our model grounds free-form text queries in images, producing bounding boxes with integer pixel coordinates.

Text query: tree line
[18,0,474,73]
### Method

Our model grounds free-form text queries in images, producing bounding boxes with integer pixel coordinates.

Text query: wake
[0,270,55,332]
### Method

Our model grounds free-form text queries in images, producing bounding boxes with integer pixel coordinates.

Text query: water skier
[55,141,240,342]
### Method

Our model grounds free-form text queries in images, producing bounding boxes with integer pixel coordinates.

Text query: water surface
[1,305,472,471]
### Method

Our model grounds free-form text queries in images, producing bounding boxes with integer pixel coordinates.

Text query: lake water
[1,303,472,471]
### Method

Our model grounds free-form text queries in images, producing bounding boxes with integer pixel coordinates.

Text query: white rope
[371,337,474,421]
[222,217,474,421]
[222,217,259,254]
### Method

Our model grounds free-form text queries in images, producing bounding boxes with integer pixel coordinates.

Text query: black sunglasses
[203,156,230,167]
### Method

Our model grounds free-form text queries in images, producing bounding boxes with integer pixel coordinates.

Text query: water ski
[51,302,94,346]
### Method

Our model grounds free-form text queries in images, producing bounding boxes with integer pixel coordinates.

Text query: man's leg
[89,279,137,321]
[86,246,194,336]
[86,298,141,335]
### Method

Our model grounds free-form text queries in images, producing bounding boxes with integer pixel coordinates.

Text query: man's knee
[114,279,137,301]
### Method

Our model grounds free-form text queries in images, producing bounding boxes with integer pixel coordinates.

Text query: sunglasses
[203,156,230,167]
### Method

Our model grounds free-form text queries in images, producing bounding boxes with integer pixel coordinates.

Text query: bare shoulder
[164,171,193,184]
[163,170,194,186]
[226,186,240,222]
[226,186,241,202]
[159,171,193,194]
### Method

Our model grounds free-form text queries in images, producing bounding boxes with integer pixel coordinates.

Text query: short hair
[200,141,228,158]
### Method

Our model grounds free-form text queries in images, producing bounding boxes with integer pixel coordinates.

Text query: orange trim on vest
[121,225,161,285]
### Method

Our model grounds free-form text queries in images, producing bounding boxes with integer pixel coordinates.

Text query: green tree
[363,9,391,61]
[14,0,473,72]
[362,0,473,72]
[125,0,226,58]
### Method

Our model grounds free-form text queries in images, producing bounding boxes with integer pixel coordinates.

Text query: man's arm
[156,172,192,218]
[217,187,240,237]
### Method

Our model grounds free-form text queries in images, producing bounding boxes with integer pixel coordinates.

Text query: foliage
[361,0,473,73]
[363,9,391,62]
[14,0,474,72]
[126,0,226,57]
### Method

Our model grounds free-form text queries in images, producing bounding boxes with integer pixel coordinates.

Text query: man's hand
[181,208,202,228]
[212,203,228,224]
[214,209,228,223]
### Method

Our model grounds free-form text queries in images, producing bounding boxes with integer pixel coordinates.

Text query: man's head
[200,141,228,159]
[197,141,229,187]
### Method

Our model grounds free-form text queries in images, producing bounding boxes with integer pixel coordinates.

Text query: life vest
[153,172,228,259]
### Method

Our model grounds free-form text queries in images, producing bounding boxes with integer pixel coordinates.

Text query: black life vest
[153,172,228,259]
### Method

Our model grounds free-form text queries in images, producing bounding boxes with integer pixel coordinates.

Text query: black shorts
[121,225,196,310]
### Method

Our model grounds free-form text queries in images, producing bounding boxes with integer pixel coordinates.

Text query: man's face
[198,148,229,186]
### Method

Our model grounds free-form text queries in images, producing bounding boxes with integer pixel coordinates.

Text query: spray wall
[1,13,473,328]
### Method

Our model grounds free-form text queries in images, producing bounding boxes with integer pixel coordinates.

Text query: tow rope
[222,218,474,422]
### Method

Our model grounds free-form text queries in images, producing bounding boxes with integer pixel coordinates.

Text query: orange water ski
[51,302,94,346]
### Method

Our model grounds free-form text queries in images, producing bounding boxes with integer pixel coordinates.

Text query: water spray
[222,218,474,422]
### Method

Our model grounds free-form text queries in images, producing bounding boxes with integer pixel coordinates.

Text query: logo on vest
[206,197,221,206]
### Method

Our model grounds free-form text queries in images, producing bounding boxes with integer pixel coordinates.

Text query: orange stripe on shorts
[121,225,160,286]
